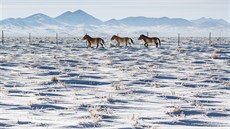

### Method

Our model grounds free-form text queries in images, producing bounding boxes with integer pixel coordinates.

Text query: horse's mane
[140,34,148,38]
[112,35,118,38]
[85,34,92,38]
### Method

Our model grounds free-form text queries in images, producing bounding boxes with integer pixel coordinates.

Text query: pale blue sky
[0,0,229,22]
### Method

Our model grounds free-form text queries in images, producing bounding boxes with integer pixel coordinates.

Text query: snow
[1,24,230,37]
[0,36,230,128]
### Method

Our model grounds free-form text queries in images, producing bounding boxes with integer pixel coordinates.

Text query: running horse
[138,34,161,48]
[111,35,134,47]
[82,34,105,48]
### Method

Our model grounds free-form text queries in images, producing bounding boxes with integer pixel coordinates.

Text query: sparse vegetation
[1,36,229,128]
[170,89,176,95]
[214,49,224,53]
[167,106,184,117]
[89,108,102,123]
[51,76,59,83]
[112,82,126,90]
[176,47,185,53]
[128,113,139,126]
[211,53,220,59]
[106,94,113,103]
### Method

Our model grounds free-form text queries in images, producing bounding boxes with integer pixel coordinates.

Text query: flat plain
[0,37,230,129]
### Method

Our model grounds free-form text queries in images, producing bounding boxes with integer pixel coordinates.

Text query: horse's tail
[130,38,134,44]
[101,38,105,47]
[100,38,105,45]
[158,38,161,46]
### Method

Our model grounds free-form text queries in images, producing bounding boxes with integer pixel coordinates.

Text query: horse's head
[138,34,145,40]
[111,35,117,41]
[82,34,89,40]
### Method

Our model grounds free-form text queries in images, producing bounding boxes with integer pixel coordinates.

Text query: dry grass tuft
[152,81,159,88]
[88,105,105,123]
[170,89,176,95]
[51,76,59,83]
[128,114,139,126]
[176,47,185,53]
[89,110,101,123]
[211,54,220,59]
[214,49,224,53]
[167,106,184,117]
[171,106,181,114]
[106,95,114,103]
[112,82,126,90]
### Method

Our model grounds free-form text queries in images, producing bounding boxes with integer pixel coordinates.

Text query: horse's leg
[96,43,99,48]
[115,42,118,47]
[125,42,128,47]
[117,42,120,47]
[144,43,148,48]
[100,43,104,48]
[87,43,90,49]
[85,40,88,48]
[156,42,158,48]
[89,42,93,48]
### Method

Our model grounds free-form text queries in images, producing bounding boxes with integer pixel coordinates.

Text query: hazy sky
[0,0,229,22]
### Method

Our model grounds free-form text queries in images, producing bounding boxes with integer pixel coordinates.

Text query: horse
[138,34,161,48]
[111,35,134,47]
[82,34,105,48]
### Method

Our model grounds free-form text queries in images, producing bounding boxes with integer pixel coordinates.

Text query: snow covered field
[0,37,230,129]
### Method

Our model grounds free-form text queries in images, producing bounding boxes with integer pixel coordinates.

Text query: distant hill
[55,10,102,25]
[105,16,194,27]
[1,10,229,37]
[0,13,63,27]
[191,17,230,28]
[1,10,229,28]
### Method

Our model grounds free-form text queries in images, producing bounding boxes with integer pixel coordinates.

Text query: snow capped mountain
[156,17,194,26]
[119,16,156,26]
[104,19,121,26]
[23,13,63,26]
[0,13,63,27]
[0,10,230,37]
[191,17,230,28]
[1,10,229,28]
[55,9,102,25]
[0,18,26,26]
[105,16,194,26]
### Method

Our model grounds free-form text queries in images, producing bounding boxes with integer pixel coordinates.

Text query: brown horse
[111,35,134,47]
[138,34,161,48]
[82,34,105,48]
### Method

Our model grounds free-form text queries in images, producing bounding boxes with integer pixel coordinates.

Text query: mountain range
[1,9,229,28]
